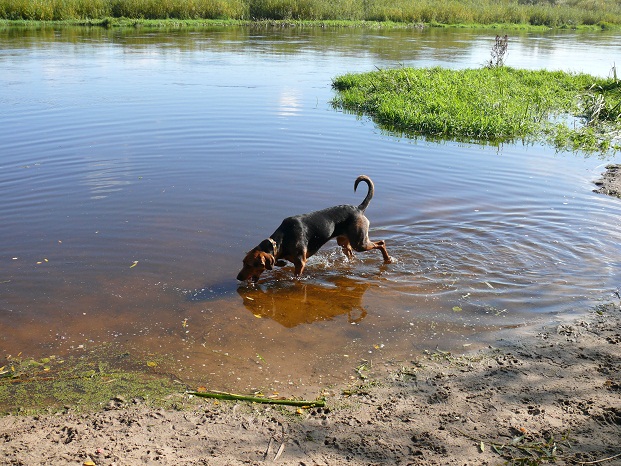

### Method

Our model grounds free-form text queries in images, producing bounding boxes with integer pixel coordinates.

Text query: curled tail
[354,175,374,211]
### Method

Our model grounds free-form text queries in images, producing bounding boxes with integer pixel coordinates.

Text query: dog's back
[276,204,360,257]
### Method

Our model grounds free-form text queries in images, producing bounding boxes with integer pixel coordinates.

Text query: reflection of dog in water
[237,277,370,328]
[237,175,391,283]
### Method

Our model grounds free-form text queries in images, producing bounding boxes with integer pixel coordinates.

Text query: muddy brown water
[1,26,621,396]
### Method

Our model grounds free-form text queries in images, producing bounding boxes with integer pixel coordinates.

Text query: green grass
[0,346,186,415]
[332,66,621,154]
[0,0,621,28]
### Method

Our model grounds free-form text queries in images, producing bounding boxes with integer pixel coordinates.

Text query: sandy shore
[1,299,620,465]
[1,170,620,465]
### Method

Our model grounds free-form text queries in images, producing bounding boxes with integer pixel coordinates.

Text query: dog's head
[237,248,275,283]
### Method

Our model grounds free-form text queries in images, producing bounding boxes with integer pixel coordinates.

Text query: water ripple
[1,27,621,392]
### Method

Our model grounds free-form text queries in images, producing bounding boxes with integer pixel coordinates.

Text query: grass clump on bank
[0,0,621,28]
[331,66,621,154]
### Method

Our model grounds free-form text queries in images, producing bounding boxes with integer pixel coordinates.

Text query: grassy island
[332,66,621,153]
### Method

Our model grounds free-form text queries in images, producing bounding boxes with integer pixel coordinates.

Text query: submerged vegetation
[0,347,184,414]
[332,66,621,154]
[1,0,621,28]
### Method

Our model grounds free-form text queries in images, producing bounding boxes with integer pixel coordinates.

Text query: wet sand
[1,300,620,465]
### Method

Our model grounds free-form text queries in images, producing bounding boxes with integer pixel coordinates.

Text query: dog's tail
[354,175,374,211]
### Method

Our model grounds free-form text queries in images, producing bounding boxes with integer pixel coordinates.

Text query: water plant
[486,34,509,68]
[0,348,183,414]
[331,66,621,154]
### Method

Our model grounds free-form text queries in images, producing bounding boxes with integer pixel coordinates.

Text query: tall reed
[0,0,110,20]
[110,0,246,20]
[1,0,620,25]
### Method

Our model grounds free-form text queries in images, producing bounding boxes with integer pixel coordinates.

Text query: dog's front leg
[293,256,307,277]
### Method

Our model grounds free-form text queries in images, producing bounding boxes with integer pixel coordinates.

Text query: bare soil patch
[594,164,621,198]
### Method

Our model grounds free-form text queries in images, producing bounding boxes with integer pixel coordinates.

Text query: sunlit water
[1,26,620,397]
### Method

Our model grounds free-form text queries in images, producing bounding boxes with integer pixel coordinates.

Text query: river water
[1,25,620,395]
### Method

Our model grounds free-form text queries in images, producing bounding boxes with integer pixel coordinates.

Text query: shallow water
[1,25,620,395]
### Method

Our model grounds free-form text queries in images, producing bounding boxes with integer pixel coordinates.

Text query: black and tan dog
[237,175,391,283]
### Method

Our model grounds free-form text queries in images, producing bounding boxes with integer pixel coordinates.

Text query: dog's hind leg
[349,217,392,263]
[371,239,391,263]
[355,238,391,263]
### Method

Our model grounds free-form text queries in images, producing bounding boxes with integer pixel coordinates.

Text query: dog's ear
[262,253,275,270]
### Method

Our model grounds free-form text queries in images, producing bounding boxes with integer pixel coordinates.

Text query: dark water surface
[1,26,620,395]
